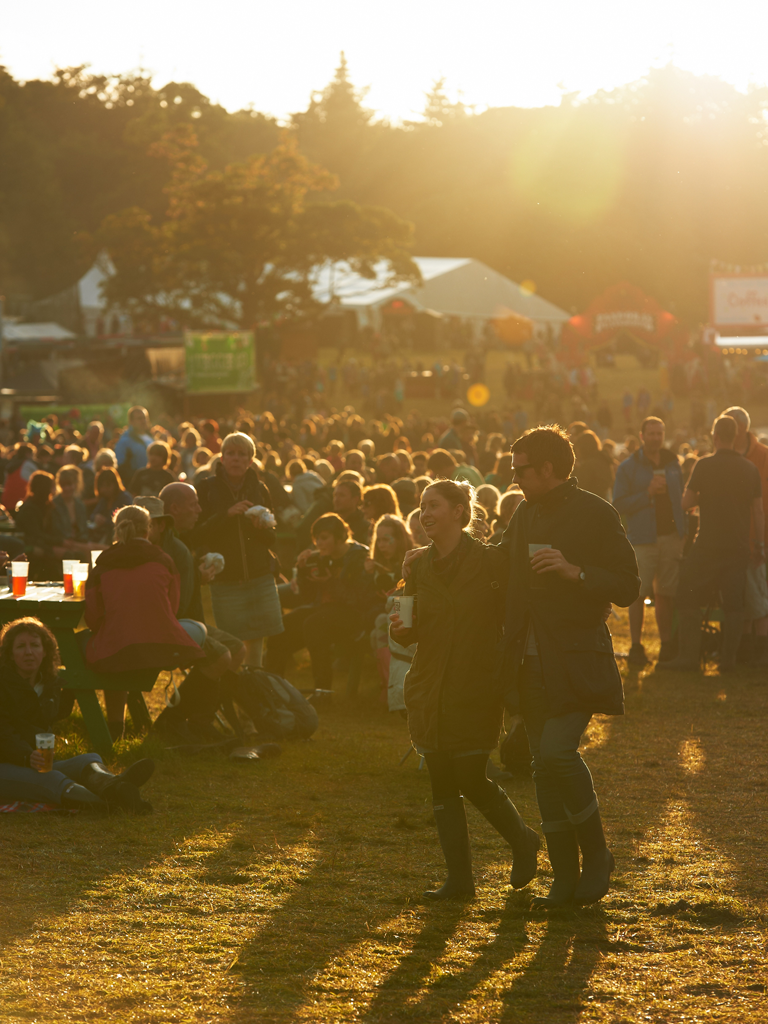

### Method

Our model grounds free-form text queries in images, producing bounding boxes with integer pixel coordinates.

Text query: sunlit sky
[3,0,768,120]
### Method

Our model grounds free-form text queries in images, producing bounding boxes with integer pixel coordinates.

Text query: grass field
[2,610,768,1024]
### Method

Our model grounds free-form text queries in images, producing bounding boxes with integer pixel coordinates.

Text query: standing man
[664,415,764,673]
[114,406,153,484]
[502,427,639,907]
[613,417,686,664]
[723,407,768,664]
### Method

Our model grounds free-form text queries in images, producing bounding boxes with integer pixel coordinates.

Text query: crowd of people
[0,392,764,907]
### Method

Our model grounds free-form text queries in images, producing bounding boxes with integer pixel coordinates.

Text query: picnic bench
[0,584,159,757]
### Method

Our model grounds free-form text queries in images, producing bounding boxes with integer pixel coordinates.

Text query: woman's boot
[531,823,581,909]
[423,796,476,901]
[61,782,109,813]
[476,787,540,888]
[572,802,615,905]
[82,759,154,815]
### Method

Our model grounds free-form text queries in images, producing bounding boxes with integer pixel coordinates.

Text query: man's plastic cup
[11,561,29,597]
[35,733,55,772]
[528,543,552,591]
[62,559,78,595]
[394,594,414,628]
[91,551,100,568]
[72,564,89,599]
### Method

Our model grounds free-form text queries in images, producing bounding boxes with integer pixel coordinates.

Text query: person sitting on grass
[129,441,175,498]
[85,505,204,740]
[0,617,154,813]
[265,514,381,694]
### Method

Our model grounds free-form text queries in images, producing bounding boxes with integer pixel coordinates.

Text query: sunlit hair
[96,467,125,496]
[573,429,602,460]
[27,470,55,502]
[712,415,737,445]
[181,427,201,448]
[94,448,118,472]
[56,465,83,496]
[476,483,501,517]
[312,513,351,542]
[511,425,575,480]
[362,483,401,520]
[0,617,61,685]
[221,432,255,459]
[722,406,750,432]
[113,505,151,544]
[372,513,413,568]
[422,479,481,534]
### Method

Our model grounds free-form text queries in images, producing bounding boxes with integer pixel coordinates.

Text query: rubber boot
[531,825,581,909]
[572,804,615,905]
[423,796,476,901]
[659,608,702,671]
[752,635,768,666]
[476,787,540,888]
[60,782,109,813]
[719,611,745,673]
[83,760,154,815]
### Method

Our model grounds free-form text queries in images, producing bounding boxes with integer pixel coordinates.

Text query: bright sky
[3,0,767,120]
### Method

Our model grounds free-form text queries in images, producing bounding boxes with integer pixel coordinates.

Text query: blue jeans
[519,656,597,833]
[0,753,103,804]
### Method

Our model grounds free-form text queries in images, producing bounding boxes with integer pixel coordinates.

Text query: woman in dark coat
[195,432,283,667]
[0,617,154,812]
[390,479,539,901]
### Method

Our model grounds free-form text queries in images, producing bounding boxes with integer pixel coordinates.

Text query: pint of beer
[35,733,56,772]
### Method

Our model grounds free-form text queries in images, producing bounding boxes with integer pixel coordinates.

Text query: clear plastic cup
[91,551,100,568]
[72,564,89,599]
[12,561,29,597]
[393,594,414,628]
[528,543,552,591]
[62,559,78,595]
[35,732,55,772]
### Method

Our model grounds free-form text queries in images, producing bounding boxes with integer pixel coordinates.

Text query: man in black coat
[501,426,640,908]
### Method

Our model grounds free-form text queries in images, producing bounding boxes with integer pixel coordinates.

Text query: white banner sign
[711,275,768,327]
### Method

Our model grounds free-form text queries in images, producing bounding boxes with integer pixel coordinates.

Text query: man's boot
[719,611,745,673]
[423,796,476,901]
[531,823,581,909]
[572,801,615,905]
[82,759,155,815]
[659,608,702,671]
[476,787,540,888]
[61,782,109,813]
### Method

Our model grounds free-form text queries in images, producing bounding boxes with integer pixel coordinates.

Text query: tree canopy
[2,59,768,325]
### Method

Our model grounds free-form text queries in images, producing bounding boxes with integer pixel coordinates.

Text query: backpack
[226,668,319,740]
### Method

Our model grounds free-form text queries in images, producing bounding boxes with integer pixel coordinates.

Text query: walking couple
[391,426,640,907]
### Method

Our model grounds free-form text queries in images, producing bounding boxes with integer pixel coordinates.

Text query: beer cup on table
[11,560,29,597]
[72,564,89,599]
[528,543,552,591]
[35,733,55,772]
[62,559,78,595]
[91,550,100,569]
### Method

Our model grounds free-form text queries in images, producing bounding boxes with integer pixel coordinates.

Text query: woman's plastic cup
[91,551,100,568]
[11,561,29,597]
[62,559,78,595]
[528,543,552,590]
[394,594,414,628]
[35,733,55,772]
[72,564,89,599]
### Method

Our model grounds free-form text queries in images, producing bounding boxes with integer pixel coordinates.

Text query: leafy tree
[98,127,418,329]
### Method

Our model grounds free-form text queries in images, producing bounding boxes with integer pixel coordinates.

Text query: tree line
[2,57,768,327]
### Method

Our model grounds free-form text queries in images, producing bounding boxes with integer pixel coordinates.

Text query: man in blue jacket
[613,417,686,664]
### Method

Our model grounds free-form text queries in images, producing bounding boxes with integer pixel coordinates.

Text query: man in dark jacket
[501,426,640,908]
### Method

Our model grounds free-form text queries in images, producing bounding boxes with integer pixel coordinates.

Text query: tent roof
[78,256,115,311]
[311,257,570,322]
[3,322,77,343]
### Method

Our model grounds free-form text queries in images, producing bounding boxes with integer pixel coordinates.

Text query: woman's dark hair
[334,478,362,503]
[0,617,61,684]
[372,513,413,566]
[312,513,351,542]
[362,484,401,519]
[574,429,602,460]
[510,426,575,480]
[423,479,481,533]
[27,470,55,502]
[427,449,459,478]
[96,467,123,496]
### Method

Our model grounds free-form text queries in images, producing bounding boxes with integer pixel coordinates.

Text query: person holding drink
[390,479,540,901]
[0,617,155,812]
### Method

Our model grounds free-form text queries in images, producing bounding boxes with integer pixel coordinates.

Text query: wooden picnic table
[0,584,159,757]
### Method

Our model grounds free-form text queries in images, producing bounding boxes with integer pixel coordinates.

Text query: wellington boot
[61,782,109,813]
[573,809,615,905]
[423,797,476,901]
[719,612,745,673]
[83,759,155,814]
[477,788,540,889]
[659,608,702,672]
[531,828,581,909]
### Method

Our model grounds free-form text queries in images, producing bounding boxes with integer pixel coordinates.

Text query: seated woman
[85,505,203,739]
[14,470,68,579]
[0,617,154,813]
[90,468,132,545]
[265,514,382,693]
[52,466,95,556]
[361,484,401,525]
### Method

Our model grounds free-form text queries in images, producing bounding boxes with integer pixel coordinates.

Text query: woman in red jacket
[85,505,203,738]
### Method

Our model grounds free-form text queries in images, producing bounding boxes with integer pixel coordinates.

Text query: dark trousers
[677,545,748,613]
[519,656,596,834]
[0,753,102,804]
[424,751,499,809]
[265,604,360,689]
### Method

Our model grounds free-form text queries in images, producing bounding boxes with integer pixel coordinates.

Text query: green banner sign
[19,403,131,429]
[184,331,255,394]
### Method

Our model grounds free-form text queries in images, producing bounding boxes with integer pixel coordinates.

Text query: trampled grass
[2,609,768,1023]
